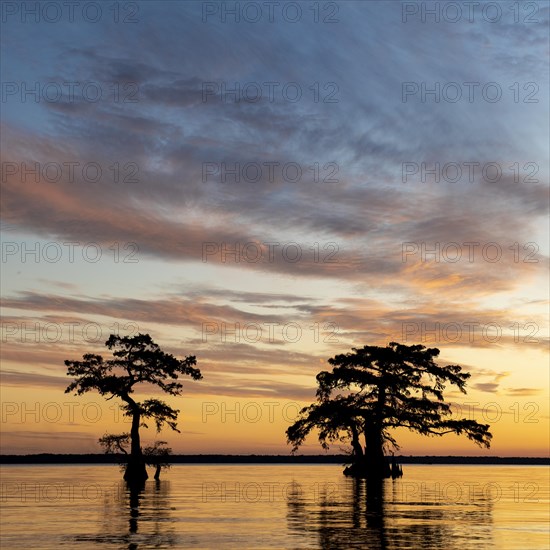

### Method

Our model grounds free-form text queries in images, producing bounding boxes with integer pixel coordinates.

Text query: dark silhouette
[128,485,141,536]
[65,333,202,484]
[99,433,131,456]
[98,433,173,480]
[390,452,403,479]
[2,454,546,465]
[145,440,172,480]
[286,342,492,479]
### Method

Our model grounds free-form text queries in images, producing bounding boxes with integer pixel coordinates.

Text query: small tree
[143,441,172,480]
[98,433,130,474]
[66,333,202,484]
[99,434,172,480]
[99,433,131,455]
[287,342,492,479]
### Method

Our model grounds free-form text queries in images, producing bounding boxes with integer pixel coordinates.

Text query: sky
[1,0,549,457]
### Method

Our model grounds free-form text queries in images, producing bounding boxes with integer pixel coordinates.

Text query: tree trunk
[350,424,364,459]
[154,464,161,480]
[365,428,388,479]
[122,395,148,484]
[343,424,368,477]
[366,376,391,480]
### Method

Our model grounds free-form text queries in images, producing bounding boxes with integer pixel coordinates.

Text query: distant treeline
[0,454,548,465]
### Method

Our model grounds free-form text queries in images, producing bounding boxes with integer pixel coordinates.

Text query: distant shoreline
[0,454,548,465]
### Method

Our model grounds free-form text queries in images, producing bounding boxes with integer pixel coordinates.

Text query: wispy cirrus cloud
[2,1,548,455]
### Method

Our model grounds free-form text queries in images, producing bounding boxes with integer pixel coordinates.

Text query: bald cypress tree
[287,342,492,479]
[65,333,202,484]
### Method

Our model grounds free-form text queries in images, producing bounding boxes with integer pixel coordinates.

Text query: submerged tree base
[123,460,149,484]
[343,460,403,479]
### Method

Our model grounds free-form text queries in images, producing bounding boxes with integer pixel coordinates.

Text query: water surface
[1,464,548,549]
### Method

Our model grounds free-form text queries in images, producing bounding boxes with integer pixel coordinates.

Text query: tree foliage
[286,342,492,478]
[98,433,130,455]
[98,434,172,479]
[143,440,172,469]
[65,333,202,398]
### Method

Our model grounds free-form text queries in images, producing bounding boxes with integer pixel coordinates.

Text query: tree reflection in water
[128,483,142,537]
[75,480,178,548]
[124,480,178,549]
[286,477,494,550]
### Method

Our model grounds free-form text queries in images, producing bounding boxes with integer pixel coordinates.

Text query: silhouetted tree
[287,342,492,479]
[99,433,172,479]
[143,441,172,480]
[66,333,202,484]
[99,433,130,455]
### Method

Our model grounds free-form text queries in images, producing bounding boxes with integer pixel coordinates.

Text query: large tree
[287,342,492,479]
[65,333,202,484]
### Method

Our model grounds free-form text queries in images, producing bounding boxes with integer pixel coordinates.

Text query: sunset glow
[1,1,549,459]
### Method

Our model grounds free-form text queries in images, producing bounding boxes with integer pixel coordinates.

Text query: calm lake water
[0,464,548,549]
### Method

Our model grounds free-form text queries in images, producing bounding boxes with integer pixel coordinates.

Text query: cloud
[0,369,68,389]
[2,1,548,454]
[473,382,500,393]
[504,388,543,397]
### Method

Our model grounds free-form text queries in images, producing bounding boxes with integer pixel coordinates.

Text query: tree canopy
[287,342,492,478]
